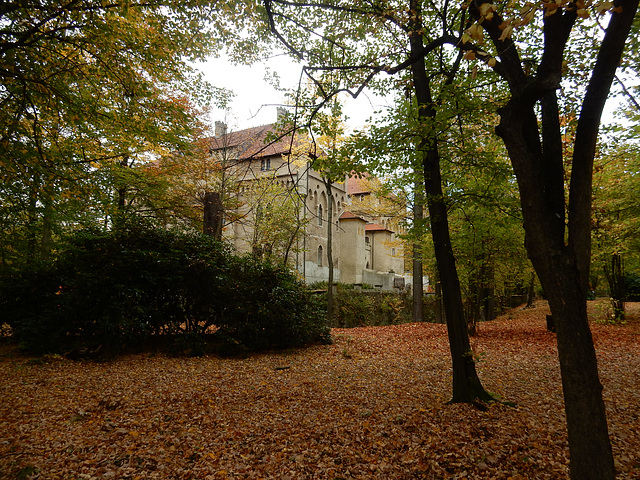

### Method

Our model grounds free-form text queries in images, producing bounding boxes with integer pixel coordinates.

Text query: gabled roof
[207,123,302,160]
[347,172,372,195]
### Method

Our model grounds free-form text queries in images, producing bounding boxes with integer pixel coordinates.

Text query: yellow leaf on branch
[463,50,477,61]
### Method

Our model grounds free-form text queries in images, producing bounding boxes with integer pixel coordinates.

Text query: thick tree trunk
[496,83,616,480]
[529,241,614,480]
[485,2,639,475]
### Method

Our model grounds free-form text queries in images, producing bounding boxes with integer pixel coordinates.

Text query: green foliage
[319,286,436,328]
[625,274,640,302]
[0,228,330,356]
[242,177,308,264]
[214,254,331,355]
[0,0,271,266]
[592,133,640,288]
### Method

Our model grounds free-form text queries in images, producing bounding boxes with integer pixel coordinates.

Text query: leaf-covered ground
[1,301,639,480]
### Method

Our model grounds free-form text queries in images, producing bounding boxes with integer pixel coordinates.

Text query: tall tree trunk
[606,253,625,320]
[114,156,130,230]
[479,1,638,474]
[497,94,615,477]
[409,2,492,403]
[495,73,616,480]
[412,175,424,322]
[524,234,614,480]
[324,177,335,325]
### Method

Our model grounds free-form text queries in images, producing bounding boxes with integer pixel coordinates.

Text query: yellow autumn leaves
[461,1,617,69]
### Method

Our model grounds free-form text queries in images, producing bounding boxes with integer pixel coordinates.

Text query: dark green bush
[1,227,330,355]
[214,256,330,354]
[625,273,640,301]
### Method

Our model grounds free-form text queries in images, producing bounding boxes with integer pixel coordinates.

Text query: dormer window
[261,158,271,171]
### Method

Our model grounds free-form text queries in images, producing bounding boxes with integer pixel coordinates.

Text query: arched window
[317,245,323,266]
[317,204,323,226]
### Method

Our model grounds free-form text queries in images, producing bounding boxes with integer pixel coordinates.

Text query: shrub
[625,273,640,302]
[324,287,436,328]
[214,256,330,354]
[1,227,330,356]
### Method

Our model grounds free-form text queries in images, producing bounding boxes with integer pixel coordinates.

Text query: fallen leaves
[0,301,639,479]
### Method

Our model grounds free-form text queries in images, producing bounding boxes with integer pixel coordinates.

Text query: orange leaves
[466,23,484,43]
[1,303,639,478]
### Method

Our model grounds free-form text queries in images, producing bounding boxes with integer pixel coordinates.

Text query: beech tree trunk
[472,1,639,475]
[497,94,616,479]
[409,3,492,403]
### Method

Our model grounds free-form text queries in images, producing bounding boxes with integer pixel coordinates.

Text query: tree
[148,126,244,235]
[261,0,639,476]
[465,2,638,476]
[408,25,493,402]
[242,176,308,265]
[592,124,640,316]
[0,1,266,263]
[349,63,495,401]
[308,98,361,323]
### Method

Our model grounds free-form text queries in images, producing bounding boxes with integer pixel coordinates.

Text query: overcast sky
[197,55,389,133]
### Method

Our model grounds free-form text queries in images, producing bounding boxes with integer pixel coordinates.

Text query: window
[317,245,323,266]
[317,205,323,226]
[261,158,271,171]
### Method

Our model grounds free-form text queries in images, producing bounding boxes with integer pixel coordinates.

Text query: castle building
[206,114,405,289]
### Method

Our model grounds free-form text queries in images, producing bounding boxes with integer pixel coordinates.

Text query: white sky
[196,55,390,133]
[196,55,628,136]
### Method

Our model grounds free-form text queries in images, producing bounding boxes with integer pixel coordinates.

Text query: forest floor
[1,300,639,480]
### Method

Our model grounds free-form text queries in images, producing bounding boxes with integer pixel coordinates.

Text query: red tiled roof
[347,172,372,195]
[339,211,365,221]
[207,123,304,160]
[365,223,391,232]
